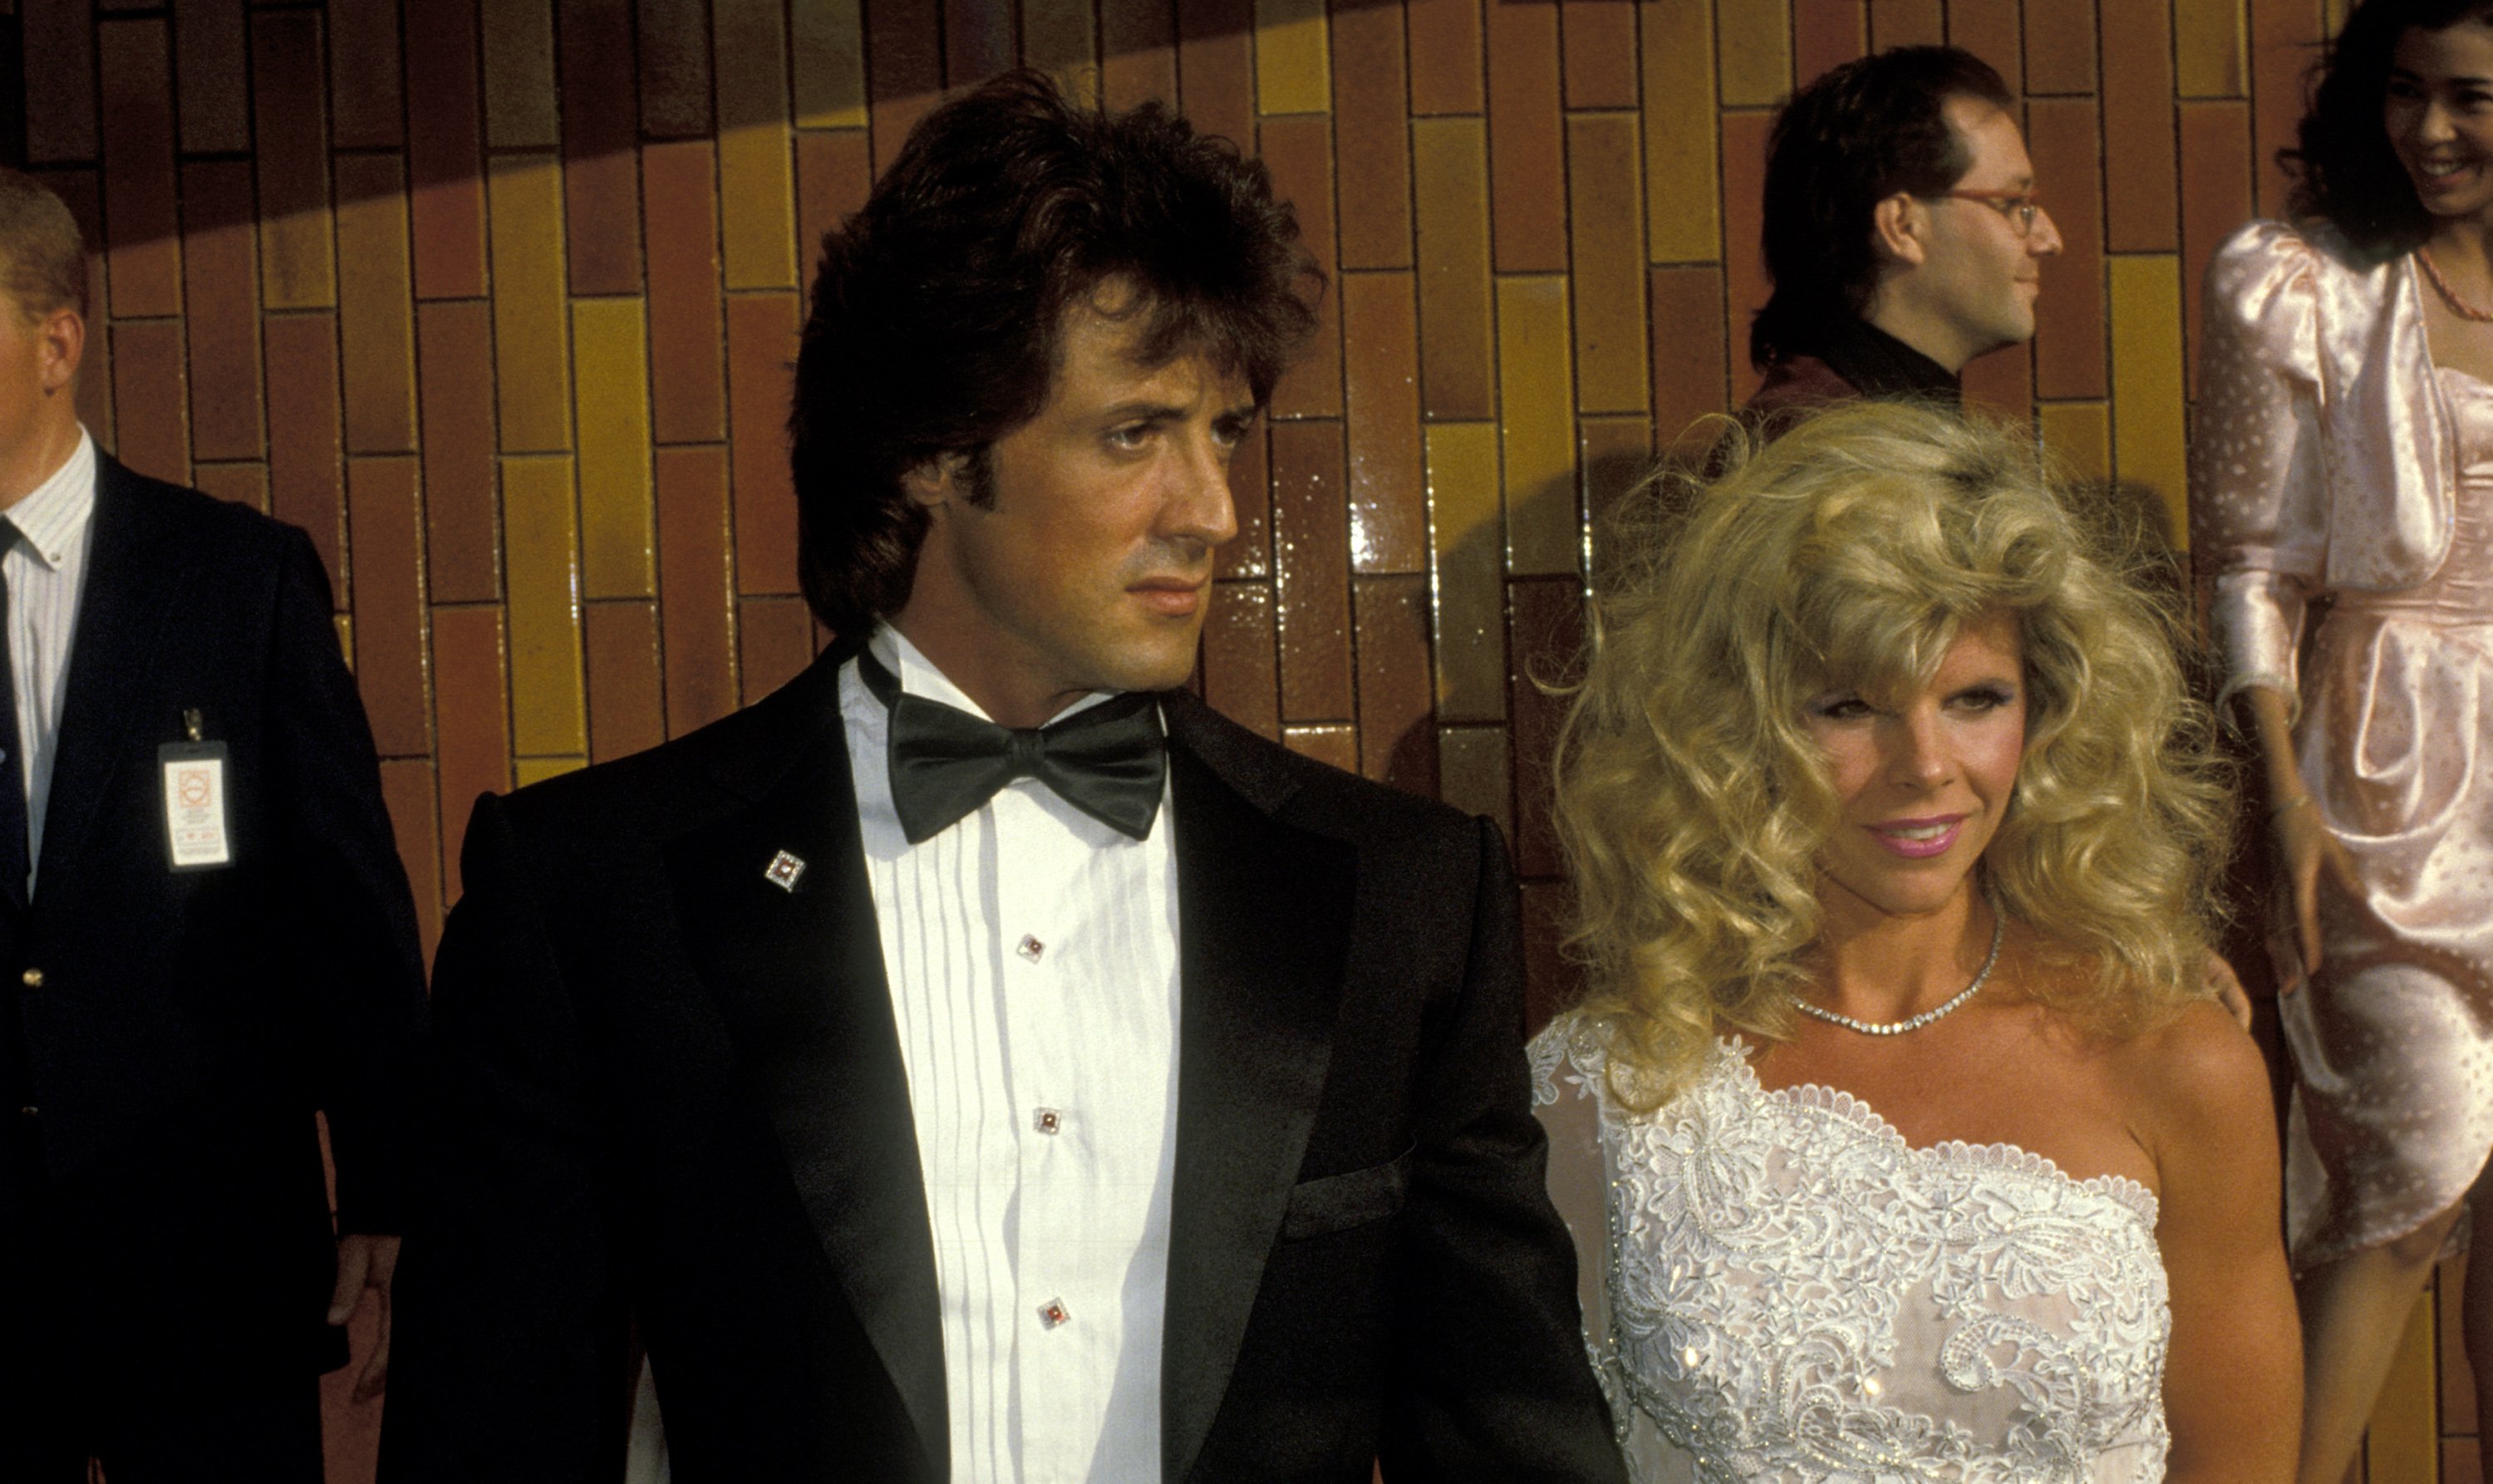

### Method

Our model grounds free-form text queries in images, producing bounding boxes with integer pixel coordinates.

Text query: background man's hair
[1749,46,2014,370]
[0,168,86,322]
[789,70,1323,641]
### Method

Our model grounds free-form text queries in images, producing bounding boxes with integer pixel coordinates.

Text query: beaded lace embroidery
[1531,1019,2172,1482]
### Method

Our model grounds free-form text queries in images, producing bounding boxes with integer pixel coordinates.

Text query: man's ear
[37,307,83,396]
[902,452,964,510]
[1870,193,1929,268]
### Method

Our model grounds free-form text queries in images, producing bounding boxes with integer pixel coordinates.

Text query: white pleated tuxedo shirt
[5,428,98,894]
[838,626,1182,1484]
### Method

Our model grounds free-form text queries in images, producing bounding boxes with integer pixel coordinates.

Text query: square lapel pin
[763,849,807,892]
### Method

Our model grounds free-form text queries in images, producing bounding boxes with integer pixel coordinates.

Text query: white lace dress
[1529,1015,2172,1483]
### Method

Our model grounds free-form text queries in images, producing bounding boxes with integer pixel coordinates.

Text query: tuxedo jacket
[0,457,428,1383]
[381,646,1624,1483]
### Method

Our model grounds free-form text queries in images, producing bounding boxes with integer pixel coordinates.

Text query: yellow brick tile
[1256,0,1330,115]
[489,154,573,452]
[335,154,417,454]
[2038,401,2111,483]
[1568,113,1648,415]
[1427,421,1507,723]
[1025,0,1100,107]
[1645,0,1720,263]
[333,613,353,668]
[1497,276,1578,575]
[2108,255,2188,548]
[571,297,656,598]
[482,0,558,149]
[2176,0,2246,99]
[515,756,587,788]
[502,455,587,756]
[716,0,799,290]
[2364,1288,2439,1481]
[792,0,868,129]
[1714,0,1790,110]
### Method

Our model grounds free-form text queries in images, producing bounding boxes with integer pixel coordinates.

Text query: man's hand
[328,1231,400,1402]
[2201,950,2255,1033]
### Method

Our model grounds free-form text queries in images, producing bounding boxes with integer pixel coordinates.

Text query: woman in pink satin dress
[2196,2,2493,1476]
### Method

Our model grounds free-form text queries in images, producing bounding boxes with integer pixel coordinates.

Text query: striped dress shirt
[839,626,1182,1484]
[6,429,97,893]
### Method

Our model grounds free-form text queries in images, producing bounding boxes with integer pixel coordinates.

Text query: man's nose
[1167,431,1240,549]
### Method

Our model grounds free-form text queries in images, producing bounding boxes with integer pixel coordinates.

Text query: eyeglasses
[1935,188,2045,236]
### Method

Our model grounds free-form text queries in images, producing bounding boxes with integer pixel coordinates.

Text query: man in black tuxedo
[0,170,429,1478]
[380,73,1621,1483]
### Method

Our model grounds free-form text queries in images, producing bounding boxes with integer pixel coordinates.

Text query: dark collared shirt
[1743,317,1962,435]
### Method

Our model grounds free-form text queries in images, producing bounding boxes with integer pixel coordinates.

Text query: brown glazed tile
[23,0,96,164]
[571,299,657,598]
[1560,1,1638,109]
[1650,265,1728,455]
[181,160,266,463]
[562,0,647,297]
[2100,0,2176,253]
[1792,0,1866,86]
[501,455,588,757]
[2250,0,2323,217]
[253,11,337,311]
[430,604,512,901]
[1100,0,1178,109]
[1487,1,1566,274]
[1407,0,1483,115]
[347,457,429,757]
[1353,574,1438,795]
[481,0,560,149]
[377,757,444,961]
[266,313,347,593]
[2444,1258,2480,1430]
[2447,1438,2486,1484]
[586,601,667,764]
[53,175,110,450]
[1507,574,1582,878]
[1261,115,1343,420]
[2021,0,2097,95]
[487,154,574,453]
[1520,881,1578,1032]
[738,596,818,705]
[945,0,1014,85]
[1569,113,1648,416]
[796,131,873,284]
[867,0,943,174]
[2176,0,2247,101]
[407,0,488,300]
[2180,101,2254,400]
[639,0,713,137]
[335,154,420,456]
[792,0,868,128]
[1282,725,1360,773]
[1178,0,1256,150]
[191,461,270,514]
[716,0,799,291]
[2028,97,2106,400]
[99,20,181,320]
[1332,2,1412,271]
[1342,273,1425,575]
[1413,117,1494,420]
[1436,723,1511,838]
[1869,0,1943,49]
[1201,580,1281,740]
[1643,0,1720,263]
[1714,0,1792,109]
[1945,2,2021,92]
[1959,339,2033,420]
[417,302,501,604]
[107,320,189,489]
[1271,419,1354,722]
[1578,415,1651,577]
[727,292,803,595]
[1424,421,1506,723]
[1497,277,1579,576]
[645,141,729,446]
[656,447,738,735]
[329,0,405,148]
[174,0,249,154]
[1720,108,1773,405]
[1217,421,1271,581]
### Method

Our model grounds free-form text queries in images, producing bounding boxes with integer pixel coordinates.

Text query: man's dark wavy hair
[1750,46,2014,370]
[791,71,1322,640]
[2285,0,2493,263]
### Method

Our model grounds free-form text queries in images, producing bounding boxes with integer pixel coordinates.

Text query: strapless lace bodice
[1529,1017,2171,1482]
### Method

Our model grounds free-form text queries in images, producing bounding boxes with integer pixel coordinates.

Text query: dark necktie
[858,647,1166,846]
[0,519,31,899]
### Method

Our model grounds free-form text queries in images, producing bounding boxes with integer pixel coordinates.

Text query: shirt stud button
[1034,1108,1061,1135]
[1017,935,1044,962]
[1038,1298,1070,1329]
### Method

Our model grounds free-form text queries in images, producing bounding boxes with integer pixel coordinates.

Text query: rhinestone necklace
[1796,904,2005,1037]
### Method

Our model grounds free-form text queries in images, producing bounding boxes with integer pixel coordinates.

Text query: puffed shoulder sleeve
[2190,220,2332,715]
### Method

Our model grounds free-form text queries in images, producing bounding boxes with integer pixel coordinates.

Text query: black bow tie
[858,648,1167,845]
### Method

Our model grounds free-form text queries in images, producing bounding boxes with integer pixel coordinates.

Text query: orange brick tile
[181,160,265,463]
[54,174,109,448]
[1715,0,1792,109]
[1425,421,1507,722]
[794,0,868,128]
[2102,0,2178,253]
[1721,108,1773,404]
[377,757,443,960]
[328,0,403,149]
[1100,0,1177,109]
[482,0,559,148]
[1793,0,1866,87]
[867,0,943,174]
[2038,400,2111,482]
[573,297,657,599]
[430,604,511,900]
[656,445,739,736]
[1487,2,1566,273]
[1271,419,1353,721]
[174,0,248,154]
[406,0,488,300]
[1343,273,1425,575]
[1217,422,1271,581]
[2180,101,2255,400]
[503,455,588,757]
[1508,575,1582,877]
[1282,725,1359,772]
[1177,0,1256,151]
[560,0,645,297]
[1946,2,2022,91]
[640,0,713,138]
[1202,580,1280,740]
[1520,880,1577,1029]
[1959,339,2033,420]
[1026,0,1100,104]
[2250,0,2323,219]
[2023,0,2098,95]
[718,0,799,291]
[417,301,501,605]
[1498,276,1579,576]
[191,462,269,514]
[2028,97,2107,400]
[487,153,573,453]
[1645,0,1720,263]
[108,319,188,489]
[1569,112,1648,415]
[1650,265,1729,454]
[945,0,1013,85]
[727,291,803,594]
[1437,724,1512,843]
[347,457,428,757]
[2447,1442,2486,1484]
[1409,0,1483,115]
[335,154,419,456]
[1868,0,1943,48]
[586,601,666,764]
[796,130,873,283]
[253,12,336,311]
[1333,2,1411,270]
[2177,0,2249,99]
[1255,0,1328,115]
[1413,116,1495,419]
[1354,574,1437,795]
[645,141,728,446]
[1261,115,1343,418]
[99,20,181,320]
[1561,1,1638,110]
[737,595,818,703]
[23,0,96,163]
[266,313,346,592]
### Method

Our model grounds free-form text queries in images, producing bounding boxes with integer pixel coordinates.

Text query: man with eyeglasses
[1743,46,2063,430]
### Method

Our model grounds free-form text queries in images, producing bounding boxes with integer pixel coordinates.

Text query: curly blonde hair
[1557,401,2232,1109]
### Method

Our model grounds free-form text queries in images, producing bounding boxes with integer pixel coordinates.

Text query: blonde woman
[1533,404,2299,1481]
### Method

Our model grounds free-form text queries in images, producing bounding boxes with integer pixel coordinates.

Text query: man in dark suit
[381,72,1621,1483]
[0,170,429,1478]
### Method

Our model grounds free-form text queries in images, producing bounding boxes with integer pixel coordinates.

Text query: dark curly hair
[2285,0,2493,262]
[1750,47,2014,370]
[790,71,1323,641]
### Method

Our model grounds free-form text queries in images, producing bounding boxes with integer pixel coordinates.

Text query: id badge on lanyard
[160,707,230,870]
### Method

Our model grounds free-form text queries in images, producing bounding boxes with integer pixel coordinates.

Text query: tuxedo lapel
[1158,700,1355,1483]
[663,659,947,1480]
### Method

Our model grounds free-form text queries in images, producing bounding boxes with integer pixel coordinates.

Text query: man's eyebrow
[1096,400,1188,422]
